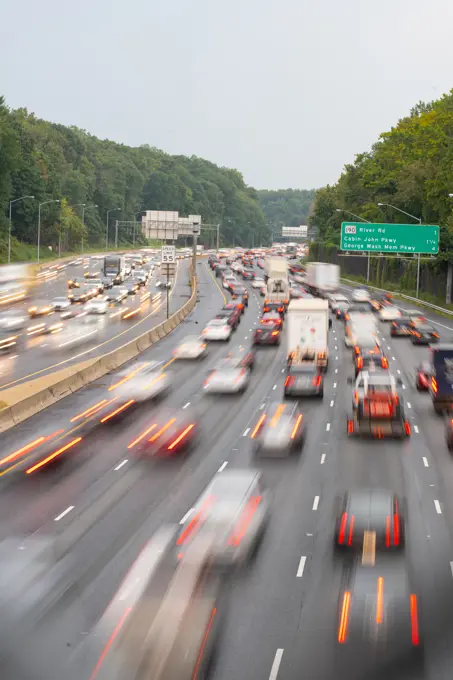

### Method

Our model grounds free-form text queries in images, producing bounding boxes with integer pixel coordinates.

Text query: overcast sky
[1,0,453,190]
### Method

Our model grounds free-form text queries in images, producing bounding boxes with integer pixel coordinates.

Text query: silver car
[51,296,71,312]
[203,362,250,394]
[109,360,171,403]
[201,318,232,341]
[173,335,208,359]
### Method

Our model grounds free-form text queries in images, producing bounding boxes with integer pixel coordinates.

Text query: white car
[203,366,250,394]
[155,279,172,289]
[110,361,171,402]
[173,335,208,359]
[252,278,265,289]
[51,297,71,312]
[379,305,401,322]
[201,319,232,341]
[329,294,349,309]
[223,276,237,290]
[352,288,370,302]
[85,298,108,314]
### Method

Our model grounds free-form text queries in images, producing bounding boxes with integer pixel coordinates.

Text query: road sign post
[340,222,439,254]
[161,245,176,264]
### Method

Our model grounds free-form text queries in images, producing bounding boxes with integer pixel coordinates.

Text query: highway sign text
[340,222,439,254]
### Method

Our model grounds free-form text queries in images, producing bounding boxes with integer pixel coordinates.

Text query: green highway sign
[340,222,439,254]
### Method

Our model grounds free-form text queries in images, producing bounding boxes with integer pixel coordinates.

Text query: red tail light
[381,357,389,369]
[354,345,360,355]
[271,331,280,336]
[410,594,420,645]
[357,357,363,369]
[312,375,322,387]
[347,515,355,546]
[419,374,429,386]
[431,377,438,393]
[393,512,400,546]
[285,376,295,387]
[338,512,348,544]
[385,516,391,547]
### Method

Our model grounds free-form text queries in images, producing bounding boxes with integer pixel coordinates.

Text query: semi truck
[286,298,329,372]
[430,344,453,414]
[305,262,339,297]
[103,255,126,284]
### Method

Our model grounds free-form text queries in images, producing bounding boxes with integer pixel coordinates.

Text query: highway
[1,261,453,678]
[0,254,190,389]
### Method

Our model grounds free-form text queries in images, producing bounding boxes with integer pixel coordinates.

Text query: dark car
[215,309,240,330]
[128,408,199,458]
[334,489,404,551]
[390,316,412,337]
[215,264,227,277]
[241,269,256,280]
[333,301,350,320]
[416,361,432,391]
[67,277,81,289]
[353,343,389,377]
[125,281,140,295]
[410,323,440,345]
[223,300,245,316]
[102,277,114,290]
[253,320,281,346]
[231,286,249,304]
[263,300,285,317]
[225,347,256,370]
[284,362,324,398]
[251,402,305,457]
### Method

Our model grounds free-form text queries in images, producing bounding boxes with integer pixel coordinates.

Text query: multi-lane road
[0,255,191,389]
[2,261,453,678]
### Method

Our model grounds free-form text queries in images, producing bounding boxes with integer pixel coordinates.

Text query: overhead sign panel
[282,226,308,238]
[340,222,439,254]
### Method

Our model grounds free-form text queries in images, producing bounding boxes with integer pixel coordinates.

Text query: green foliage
[0,98,270,252]
[258,189,316,232]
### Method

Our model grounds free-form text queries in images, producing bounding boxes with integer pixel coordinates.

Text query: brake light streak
[168,424,195,451]
[376,577,384,624]
[338,592,351,643]
[290,414,303,440]
[127,424,157,449]
[100,400,135,423]
[0,430,64,468]
[149,418,177,442]
[25,437,82,474]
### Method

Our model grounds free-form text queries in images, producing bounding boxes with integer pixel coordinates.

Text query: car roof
[203,469,260,501]
[345,488,394,517]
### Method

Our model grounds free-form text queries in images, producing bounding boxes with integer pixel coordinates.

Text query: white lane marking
[434,500,442,514]
[297,556,307,578]
[183,402,191,409]
[273,384,277,390]
[392,356,396,361]
[407,403,412,409]
[54,506,75,522]
[387,346,391,350]
[402,384,406,389]
[335,356,338,360]
[312,495,320,510]
[114,459,128,471]
[397,369,401,374]
[243,428,250,436]
[423,457,429,467]
[218,461,228,472]
[320,453,326,464]
[335,368,338,374]
[180,508,194,524]
[281,369,285,373]
[330,400,334,407]
[335,346,338,350]
[269,649,284,680]
[414,425,419,433]
[333,382,337,388]
[260,403,266,410]
[244,336,248,340]
[326,423,331,431]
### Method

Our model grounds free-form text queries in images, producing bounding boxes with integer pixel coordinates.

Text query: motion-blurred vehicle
[252,277,265,289]
[107,361,171,408]
[400,309,427,325]
[263,299,285,317]
[223,300,244,316]
[27,300,53,318]
[129,408,199,458]
[85,297,109,314]
[225,347,256,370]
[223,275,237,291]
[155,279,172,289]
[201,318,232,341]
[68,285,96,304]
[336,559,422,673]
[101,277,114,289]
[67,277,81,289]
[284,362,324,398]
[251,402,305,456]
[347,371,410,439]
[106,287,127,303]
[87,278,104,294]
[0,309,27,332]
[134,269,149,285]
[260,286,266,297]
[253,316,281,346]
[241,268,256,280]
[203,359,250,394]
[430,344,453,414]
[84,270,99,279]
[173,335,207,360]
[260,312,283,330]
[333,301,350,319]
[176,469,269,566]
[353,341,388,377]
[351,288,370,302]
[410,323,439,345]
[415,361,432,391]
[51,296,71,312]
[379,304,401,321]
[334,489,404,551]
[0,332,20,352]
[390,316,413,337]
[231,285,249,304]
[329,294,349,310]
[125,280,140,295]
[215,308,240,330]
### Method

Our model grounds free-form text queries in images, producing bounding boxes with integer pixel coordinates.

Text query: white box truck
[305,262,339,297]
[264,257,288,281]
[287,298,329,372]
[264,256,289,305]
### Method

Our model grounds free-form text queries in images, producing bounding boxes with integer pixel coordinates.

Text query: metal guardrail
[341,277,453,317]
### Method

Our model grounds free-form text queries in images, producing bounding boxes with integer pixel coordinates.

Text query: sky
[1,0,453,190]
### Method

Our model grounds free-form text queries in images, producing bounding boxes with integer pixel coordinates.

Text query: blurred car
[106,360,171,410]
[173,335,207,360]
[390,316,413,337]
[87,278,104,294]
[101,277,114,290]
[225,347,256,370]
[353,342,388,377]
[253,319,281,345]
[176,469,269,566]
[401,309,427,325]
[223,300,245,316]
[284,362,324,398]
[0,309,27,332]
[202,318,232,341]
[252,277,265,289]
[410,323,439,345]
[27,300,53,318]
[51,296,71,312]
[0,332,20,353]
[155,279,172,289]
[351,288,370,302]
[241,268,256,280]
[203,360,250,394]
[67,277,81,289]
[334,489,404,551]
[223,275,237,291]
[129,408,199,458]
[333,301,350,319]
[379,304,401,322]
[415,361,432,391]
[263,300,285,317]
[231,285,249,304]
[215,308,240,330]
[84,270,99,279]
[125,280,140,295]
[251,402,305,456]
[85,297,109,314]
[106,287,127,303]
[329,294,349,310]
[260,312,283,330]
[259,286,266,297]
[134,270,149,285]
[68,285,96,304]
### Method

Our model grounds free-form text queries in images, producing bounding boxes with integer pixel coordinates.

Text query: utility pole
[115,219,119,248]
[192,220,200,278]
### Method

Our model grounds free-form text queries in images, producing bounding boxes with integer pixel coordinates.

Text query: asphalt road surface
[1,262,453,679]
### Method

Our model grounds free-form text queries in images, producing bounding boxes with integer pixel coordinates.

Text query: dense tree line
[258,189,315,234]
[309,90,453,272]
[0,96,270,255]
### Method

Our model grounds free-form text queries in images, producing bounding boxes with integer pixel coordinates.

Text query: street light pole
[377,203,422,297]
[216,223,220,251]
[106,208,121,250]
[133,211,145,247]
[37,199,60,264]
[8,195,35,264]
[192,221,200,279]
[336,209,372,281]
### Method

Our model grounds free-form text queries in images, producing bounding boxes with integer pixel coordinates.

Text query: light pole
[192,220,200,279]
[106,208,121,250]
[133,211,145,247]
[37,199,60,264]
[75,203,97,253]
[8,195,34,264]
[336,209,372,281]
[377,202,422,297]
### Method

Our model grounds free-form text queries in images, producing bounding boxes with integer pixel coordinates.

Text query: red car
[128,409,199,458]
[416,361,432,391]
[223,301,245,316]
[215,309,240,330]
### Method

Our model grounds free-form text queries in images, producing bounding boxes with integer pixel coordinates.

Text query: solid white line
[54,506,75,522]
[387,346,391,350]
[218,461,228,472]
[326,423,331,431]
[312,495,320,510]
[273,384,277,390]
[180,508,194,524]
[297,556,307,578]
[182,402,190,409]
[114,459,128,471]
[269,649,284,680]
[281,368,285,373]
[330,400,334,407]
[423,457,429,467]
[244,336,248,340]
[434,500,442,514]
[320,453,326,464]
[333,382,337,388]
[414,425,419,433]
[243,428,250,436]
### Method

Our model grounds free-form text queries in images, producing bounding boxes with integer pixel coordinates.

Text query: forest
[0,96,271,258]
[258,189,315,233]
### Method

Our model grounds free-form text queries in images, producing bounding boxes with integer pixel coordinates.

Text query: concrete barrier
[0,277,198,433]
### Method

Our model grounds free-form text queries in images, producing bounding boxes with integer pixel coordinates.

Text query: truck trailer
[286,298,329,372]
[305,262,339,297]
